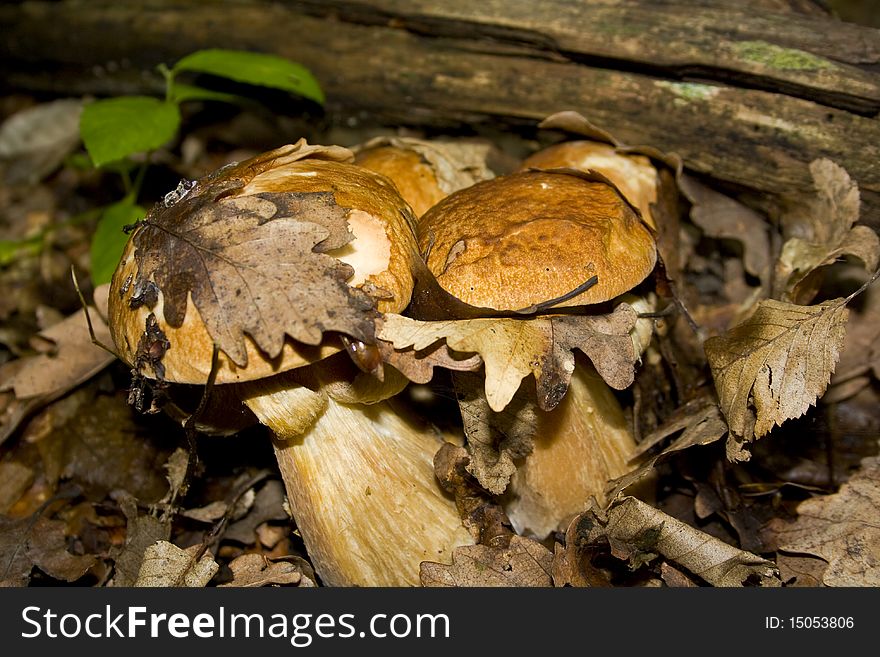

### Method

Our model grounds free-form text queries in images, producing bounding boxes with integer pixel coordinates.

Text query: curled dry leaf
[378,304,637,413]
[583,496,780,587]
[374,336,482,386]
[607,397,728,499]
[775,158,880,302]
[109,493,170,587]
[432,443,515,546]
[704,298,849,453]
[420,535,553,587]
[451,372,538,496]
[218,553,315,587]
[134,541,219,587]
[224,480,289,545]
[770,448,880,586]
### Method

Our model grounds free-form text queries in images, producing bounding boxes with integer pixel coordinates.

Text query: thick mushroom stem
[503,362,636,539]
[240,381,472,587]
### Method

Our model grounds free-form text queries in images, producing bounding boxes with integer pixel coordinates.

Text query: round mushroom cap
[353,136,496,219]
[417,170,656,311]
[109,141,419,385]
[354,145,447,218]
[520,140,659,230]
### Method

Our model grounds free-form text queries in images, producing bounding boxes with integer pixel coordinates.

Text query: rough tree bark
[2,0,879,223]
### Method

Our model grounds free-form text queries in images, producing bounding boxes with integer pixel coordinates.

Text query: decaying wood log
[2,0,879,223]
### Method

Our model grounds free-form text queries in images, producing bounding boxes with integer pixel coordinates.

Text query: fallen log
[2,0,879,222]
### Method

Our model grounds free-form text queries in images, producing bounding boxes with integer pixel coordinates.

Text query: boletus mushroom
[414,169,657,538]
[353,136,495,219]
[108,140,471,585]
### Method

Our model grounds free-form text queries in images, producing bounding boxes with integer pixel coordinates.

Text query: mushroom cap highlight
[354,136,496,219]
[354,145,447,218]
[108,142,419,385]
[520,140,660,230]
[417,170,657,311]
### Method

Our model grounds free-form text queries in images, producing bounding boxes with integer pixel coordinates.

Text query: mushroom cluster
[107,128,662,585]
[108,140,471,586]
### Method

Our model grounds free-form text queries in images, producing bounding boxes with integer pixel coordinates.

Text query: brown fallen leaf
[108,493,170,587]
[378,303,637,413]
[25,516,97,582]
[679,175,772,288]
[827,271,880,401]
[583,496,780,587]
[432,442,515,547]
[375,337,482,386]
[774,554,827,587]
[704,298,849,454]
[29,388,171,502]
[0,284,114,445]
[0,512,97,586]
[218,553,314,587]
[607,397,728,499]
[420,535,553,587]
[0,461,34,514]
[134,541,219,587]
[223,480,289,545]
[0,515,36,586]
[775,158,880,302]
[129,187,377,369]
[453,372,538,495]
[771,448,880,586]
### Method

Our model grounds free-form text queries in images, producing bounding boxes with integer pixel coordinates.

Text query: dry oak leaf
[587,497,780,587]
[420,535,553,587]
[129,176,376,368]
[218,553,314,587]
[378,303,637,413]
[704,298,848,451]
[453,371,539,495]
[772,449,880,586]
[776,158,880,301]
[134,541,219,587]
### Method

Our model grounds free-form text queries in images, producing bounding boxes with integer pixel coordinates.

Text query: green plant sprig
[81,49,323,285]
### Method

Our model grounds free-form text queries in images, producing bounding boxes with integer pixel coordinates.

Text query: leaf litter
[2,100,880,589]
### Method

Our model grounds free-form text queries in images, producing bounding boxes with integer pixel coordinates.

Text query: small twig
[70,266,120,359]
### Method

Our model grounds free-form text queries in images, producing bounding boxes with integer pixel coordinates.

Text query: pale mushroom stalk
[505,295,657,538]
[504,361,634,538]
[240,378,471,587]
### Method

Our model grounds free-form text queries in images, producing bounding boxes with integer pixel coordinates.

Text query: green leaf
[169,83,246,105]
[173,49,324,104]
[80,97,181,167]
[90,198,145,285]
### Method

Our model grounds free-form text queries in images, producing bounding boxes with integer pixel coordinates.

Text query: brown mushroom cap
[109,143,419,385]
[354,136,496,219]
[520,140,659,230]
[354,145,447,218]
[417,170,657,311]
